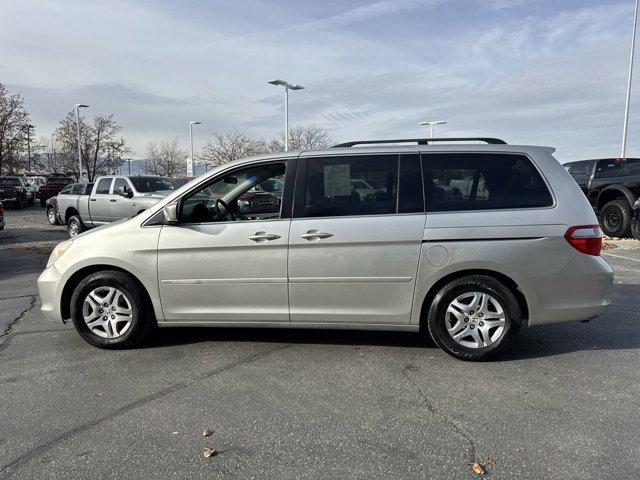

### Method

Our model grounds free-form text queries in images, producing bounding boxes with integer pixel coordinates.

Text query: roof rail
[332,137,507,148]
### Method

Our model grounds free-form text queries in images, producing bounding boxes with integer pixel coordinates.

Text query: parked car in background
[0,176,33,208]
[38,138,613,361]
[56,175,177,237]
[563,158,640,237]
[26,176,46,200]
[0,201,4,230]
[39,176,74,207]
[46,182,93,226]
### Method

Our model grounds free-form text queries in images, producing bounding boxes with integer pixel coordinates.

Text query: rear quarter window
[422,153,553,212]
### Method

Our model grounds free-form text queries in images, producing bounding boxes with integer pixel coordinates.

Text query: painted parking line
[603,252,640,263]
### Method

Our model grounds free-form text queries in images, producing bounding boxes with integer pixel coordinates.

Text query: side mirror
[163,202,179,225]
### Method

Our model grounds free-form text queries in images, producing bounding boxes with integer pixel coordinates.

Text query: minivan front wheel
[70,270,153,348]
[427,275,521,361]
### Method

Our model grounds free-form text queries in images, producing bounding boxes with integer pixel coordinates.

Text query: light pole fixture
[189,121,202,177]
[268,79,305,151]
[23,124,34,173]
[622,0,639,158]
[74,104,89,180]
[420,121,447,138]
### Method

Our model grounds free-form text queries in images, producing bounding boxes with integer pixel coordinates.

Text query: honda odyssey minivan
[37,138,613,360]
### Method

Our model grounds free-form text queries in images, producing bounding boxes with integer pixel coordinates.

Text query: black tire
[632,220,640,241]
[40,198,46,208]
[47,207,60,225]
[28,195,35,206]
[16,196,24,209]
[599,199,632,238]
[70,270,153,349]
[67,215,85,237]
[426,275,521,361]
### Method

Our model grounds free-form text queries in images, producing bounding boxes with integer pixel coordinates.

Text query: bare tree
[145,139,187,177]
[32,135,76,174]
[268,125,332,152]
[200,130,266,168]
[54,112,128,181]
[0,83,30,175]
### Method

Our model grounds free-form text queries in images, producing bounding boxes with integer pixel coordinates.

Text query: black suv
[564,158,640,238]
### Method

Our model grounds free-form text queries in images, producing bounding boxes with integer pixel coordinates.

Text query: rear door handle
[110,199,117,202]
[249,232,281,242]
[300,230,333,241]
[90,198,96,202]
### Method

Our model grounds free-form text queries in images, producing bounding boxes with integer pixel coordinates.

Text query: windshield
[0,178,20,187]
[46,177,73,186]
[130,176,178,193]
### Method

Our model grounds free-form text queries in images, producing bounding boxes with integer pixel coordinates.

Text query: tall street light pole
[420,121,447,138]
[189,121,202,177]
[622,0,639,158]
[23,124,34,173]
[74,104,89,180]
[268,79,305,151]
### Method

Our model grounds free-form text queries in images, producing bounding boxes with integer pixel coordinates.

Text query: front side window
[95,178,112,195]
[113,178,131,196]
[423,153,553,212]
[180,162,286,223]
[298,155,398,218]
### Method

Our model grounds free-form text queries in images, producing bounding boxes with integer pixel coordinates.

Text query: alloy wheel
[82,287,133,339]
[445,291,506,348]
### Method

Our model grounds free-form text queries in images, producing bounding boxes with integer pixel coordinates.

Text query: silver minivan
[37,138,613,360]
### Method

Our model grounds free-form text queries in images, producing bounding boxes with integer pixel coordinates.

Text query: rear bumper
[0,197,19,205]
[37,265,64,322]
[526,254,613,326]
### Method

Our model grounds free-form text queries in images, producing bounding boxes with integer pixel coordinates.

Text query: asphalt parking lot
[1,206,639,479]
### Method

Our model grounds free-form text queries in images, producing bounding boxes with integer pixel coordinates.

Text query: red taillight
[565,225,602,256]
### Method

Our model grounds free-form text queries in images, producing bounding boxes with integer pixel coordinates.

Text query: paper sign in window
[323,164,351,197]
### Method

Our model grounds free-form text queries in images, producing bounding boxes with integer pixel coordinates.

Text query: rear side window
[298,155,398,218]
[570,162,591,175]
[59,185,73,194]
[422,153,553,212]
[71,185,83,194]
[595,158,640,178]
[95,178,112,195]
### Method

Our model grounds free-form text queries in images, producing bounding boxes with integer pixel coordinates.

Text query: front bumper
[37,265,64,322]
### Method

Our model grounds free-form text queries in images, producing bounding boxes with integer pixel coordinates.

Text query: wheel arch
[60,264,157,324]
[596,186,635,212]
[64,207,80,224]
[418,269,529,330]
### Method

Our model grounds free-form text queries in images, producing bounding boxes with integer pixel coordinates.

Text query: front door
[288,153,426,325]
[157,160,293,323]
[90,177,113,223]
[110,177,134,220]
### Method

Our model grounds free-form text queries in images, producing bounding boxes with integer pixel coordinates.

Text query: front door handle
[249,232,281,242]
[300,230,333,241]
[110,199,117,202]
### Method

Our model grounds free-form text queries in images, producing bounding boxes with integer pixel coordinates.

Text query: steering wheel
[214,198,236,221]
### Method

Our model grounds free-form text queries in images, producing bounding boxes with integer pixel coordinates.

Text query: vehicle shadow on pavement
[141,301,640,362]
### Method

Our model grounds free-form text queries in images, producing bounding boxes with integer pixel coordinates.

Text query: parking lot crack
[0,295,37,351]
[0,343,291,477]
[401,368,477,464]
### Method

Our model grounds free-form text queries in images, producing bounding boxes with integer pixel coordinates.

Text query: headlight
[46,240,73,268]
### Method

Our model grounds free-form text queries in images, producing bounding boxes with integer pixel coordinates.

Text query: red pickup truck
[38,176,74,207]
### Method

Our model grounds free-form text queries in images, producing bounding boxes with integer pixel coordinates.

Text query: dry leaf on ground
[404,364,418,372]
[203,447,217,458]
[202,428,213,437]
[471,462,485,475]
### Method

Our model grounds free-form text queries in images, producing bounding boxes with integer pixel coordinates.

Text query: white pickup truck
[56,175,179,237]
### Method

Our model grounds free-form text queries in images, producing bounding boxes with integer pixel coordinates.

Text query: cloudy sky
[1,0,639,162]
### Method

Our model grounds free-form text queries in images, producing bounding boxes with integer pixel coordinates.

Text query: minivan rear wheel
[426,275,521,361]
[70,270,153,349]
